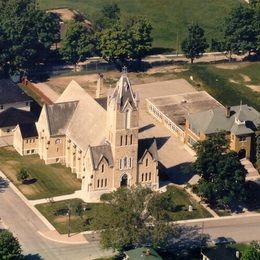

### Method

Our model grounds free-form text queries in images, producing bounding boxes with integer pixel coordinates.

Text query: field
[180,62,260,111]
[37,0,243,49]
[0,147,81,200]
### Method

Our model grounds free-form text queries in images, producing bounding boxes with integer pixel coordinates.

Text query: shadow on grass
[23,178,37,185]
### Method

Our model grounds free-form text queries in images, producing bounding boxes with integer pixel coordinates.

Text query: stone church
[13,73,159,199]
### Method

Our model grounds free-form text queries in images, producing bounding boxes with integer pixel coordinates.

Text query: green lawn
[162,186,212,220]
[0,147,81,200]
[180,63,260,111]
[36,199,102,234]
[37,0,243,49]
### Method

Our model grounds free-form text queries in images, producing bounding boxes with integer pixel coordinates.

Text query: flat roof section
[147,91,223,126]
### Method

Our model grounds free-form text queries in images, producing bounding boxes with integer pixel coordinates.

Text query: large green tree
[0,0,60,74]
[91,186,177,251]
[60,21,95,70]
[181,23,209,64]
[193,133,247,208]
[0,230,23,259]
[223,5,258,56]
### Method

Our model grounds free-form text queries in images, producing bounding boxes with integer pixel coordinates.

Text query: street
[0,185,113,260]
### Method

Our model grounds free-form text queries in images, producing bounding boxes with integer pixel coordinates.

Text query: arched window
[120,136,123,146]
[55,139,61,144]
[97,179,100,188]
[130,135,133,145]
[129,157,132,168]
[141,173,144,182]
[105,178,107,187]
[124,156,128,168]
[146,158,149,167]
[119,159,122,170]
[125,135,128,145]
[145,173,148,181]
[101,179,103,188]
[101,164,104,173]
[149,172,151,181]
[125,109,131,129]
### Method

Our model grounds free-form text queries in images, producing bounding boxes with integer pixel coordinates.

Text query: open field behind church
[0,147,81,200]
[37,0,243,49]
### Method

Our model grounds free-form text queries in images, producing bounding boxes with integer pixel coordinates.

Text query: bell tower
[107,70,139,188]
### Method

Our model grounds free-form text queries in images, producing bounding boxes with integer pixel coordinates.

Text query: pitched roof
[45,101,78,136]
[188,104,260,135]
[0,108,37,127]
[66,91,107,152]
[90,144,114,170]
[109,74,139,111]
[138,138,159,162]
[19,123,38,138]
[0,79,32,105]
[56,80,87,103]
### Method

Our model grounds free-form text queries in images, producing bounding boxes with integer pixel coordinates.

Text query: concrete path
[241,158,259,181]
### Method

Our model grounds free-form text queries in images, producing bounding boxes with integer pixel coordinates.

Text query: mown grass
[0,147,81,200]
[163,186,212,220]
[37,0,243,49]
[36,199,102,234]
[180,63,260,111]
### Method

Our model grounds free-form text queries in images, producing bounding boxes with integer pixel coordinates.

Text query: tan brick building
[13,73,159,199]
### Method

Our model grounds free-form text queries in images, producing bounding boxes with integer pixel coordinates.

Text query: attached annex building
[13,74,159,199]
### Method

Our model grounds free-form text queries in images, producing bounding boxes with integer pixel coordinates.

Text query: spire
[109,71,138,111]
[96,73,104,98]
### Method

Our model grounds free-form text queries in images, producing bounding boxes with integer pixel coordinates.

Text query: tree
[241,241,260,260]
[16,168,29,183]
[223,5,257,56]
[93,3,120,31]
[193,133,247,208]
[60,21,95,70]
[0,0,60,75]
[181,23,208,64]
[91,186,177,251]
[0,230,23,259]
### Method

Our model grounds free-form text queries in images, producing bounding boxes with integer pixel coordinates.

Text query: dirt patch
[240,73,251,82]
[216,64,241,70]
[55,215,78,223]
[147,65,188,74]
[20,185,38,196]
[246,84,260,92]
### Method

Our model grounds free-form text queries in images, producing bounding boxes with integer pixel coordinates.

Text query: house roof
[188,104,260,135]
[90,144,114,170]
[45,101,78,136]
[0,108,37,128]
[19,123,38,138]
[202,246,237,260]
[0,79,32,105]
[138,138,159,162]
[124,247,162,260]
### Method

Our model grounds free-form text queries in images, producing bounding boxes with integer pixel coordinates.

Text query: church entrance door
[120,174,128,187]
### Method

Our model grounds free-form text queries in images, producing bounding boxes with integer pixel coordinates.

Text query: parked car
[212,236,236,246]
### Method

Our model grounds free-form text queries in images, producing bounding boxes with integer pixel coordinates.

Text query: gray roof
[0,79,32,105]
[0,107,37,127]
[19,123,38,138]
[138,138,159,162]
[188,104,260,135]
[45,101,78,136]
[90,144,114,170]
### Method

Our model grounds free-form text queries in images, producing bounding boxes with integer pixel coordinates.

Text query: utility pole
[67,203,71,237]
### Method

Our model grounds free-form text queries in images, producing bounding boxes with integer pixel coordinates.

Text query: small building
[201,246,239,260]
[13,123,38,156]
[186,105,260,159]
[0,79,32,112]
[124,247,163,260]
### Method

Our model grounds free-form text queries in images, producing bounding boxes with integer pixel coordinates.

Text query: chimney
[226,106,231,118]
[96,73,104,99]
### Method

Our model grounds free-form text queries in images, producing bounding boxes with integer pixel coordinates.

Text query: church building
[13,73,159,199]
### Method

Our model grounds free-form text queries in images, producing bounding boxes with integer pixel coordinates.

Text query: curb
[37,231,89,245]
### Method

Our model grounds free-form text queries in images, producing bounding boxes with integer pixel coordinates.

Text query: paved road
[0,185,113,260]
[183,215,260,243]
